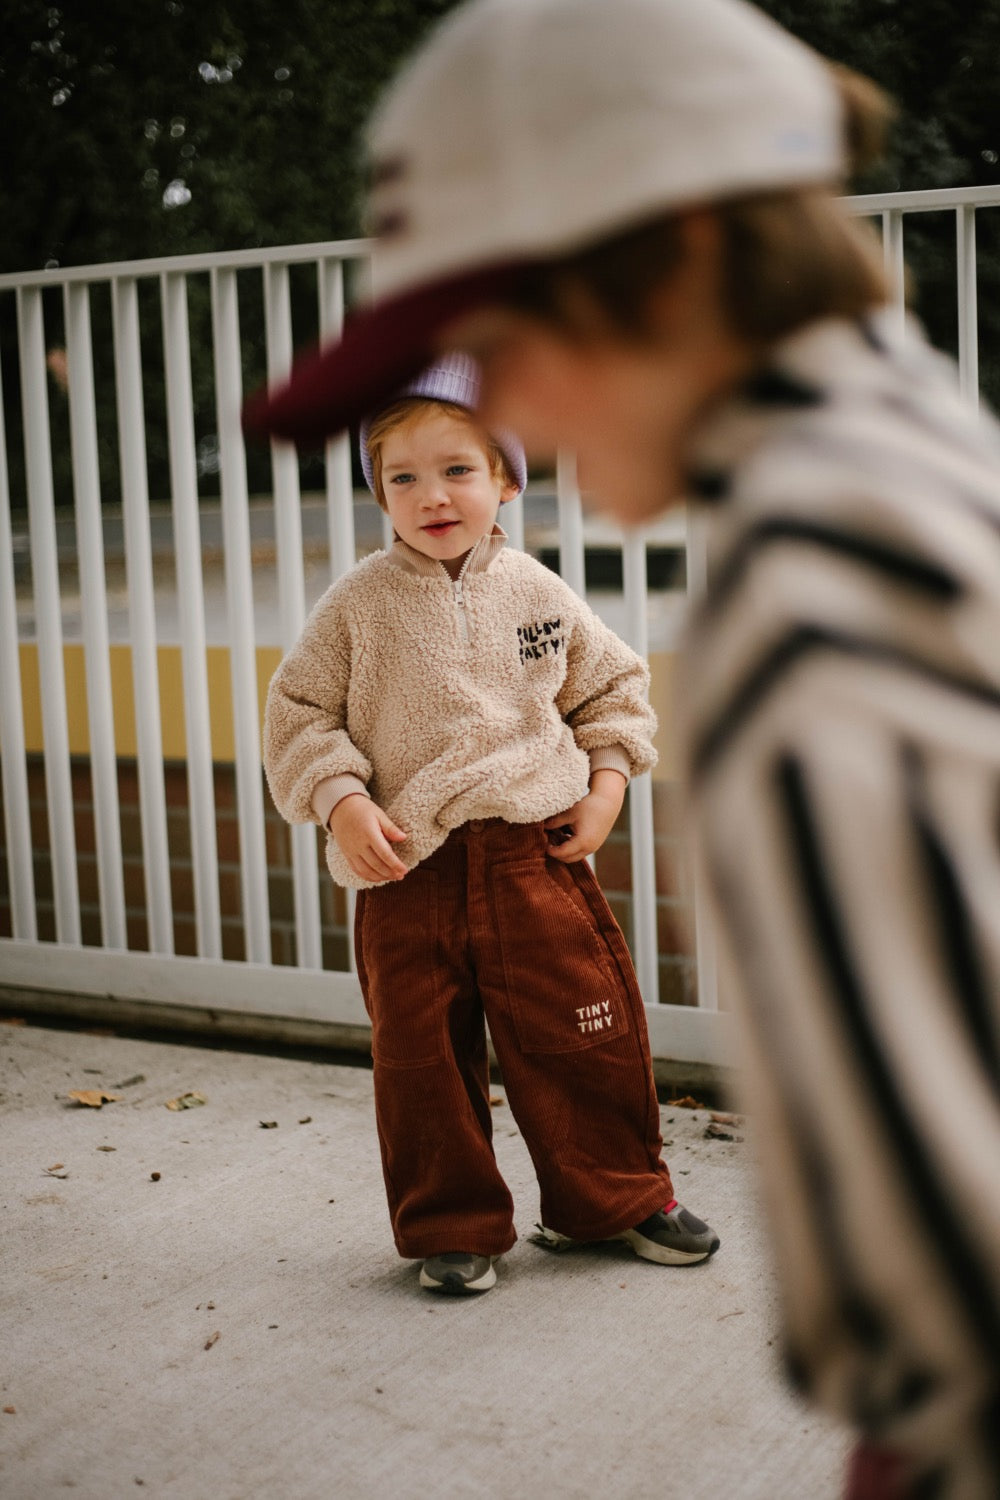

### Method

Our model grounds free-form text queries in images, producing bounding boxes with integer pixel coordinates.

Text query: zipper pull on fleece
[451,551,474,644]
[453,575,469,643]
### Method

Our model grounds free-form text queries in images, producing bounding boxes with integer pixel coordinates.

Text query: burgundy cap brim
[241,264,522,449]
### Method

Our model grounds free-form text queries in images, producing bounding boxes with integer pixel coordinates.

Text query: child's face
[380,407,517,573]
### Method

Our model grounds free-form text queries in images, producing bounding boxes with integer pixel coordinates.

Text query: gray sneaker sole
[532,1222,718,1265]
[613,1226,719,1265]
[418,1258,497,1294]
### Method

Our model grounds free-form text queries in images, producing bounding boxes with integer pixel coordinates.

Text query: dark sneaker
[418,1252,497,1295]
[531,1204,720,1266]
[616,1204,720,1265]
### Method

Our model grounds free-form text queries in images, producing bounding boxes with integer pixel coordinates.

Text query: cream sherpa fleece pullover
[264,527,657,888]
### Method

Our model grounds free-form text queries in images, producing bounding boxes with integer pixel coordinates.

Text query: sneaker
[615,1203,720,1265]
[418,1252,497,1295]
[531,1203,720,1266]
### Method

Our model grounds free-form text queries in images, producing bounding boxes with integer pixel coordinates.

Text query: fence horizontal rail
[0,238,372,292]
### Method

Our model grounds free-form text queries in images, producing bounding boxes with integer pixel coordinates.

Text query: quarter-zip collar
[386,522,509,579]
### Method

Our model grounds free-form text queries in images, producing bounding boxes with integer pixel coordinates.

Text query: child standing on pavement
[262,353,719,1295]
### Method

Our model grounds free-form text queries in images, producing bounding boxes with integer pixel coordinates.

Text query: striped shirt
[681,312,1000,1498]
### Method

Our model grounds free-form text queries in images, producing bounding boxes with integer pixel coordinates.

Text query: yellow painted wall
[17,642,679,778]
[19,643,282,763]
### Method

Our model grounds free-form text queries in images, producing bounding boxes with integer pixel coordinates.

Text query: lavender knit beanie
[359,351,527,495]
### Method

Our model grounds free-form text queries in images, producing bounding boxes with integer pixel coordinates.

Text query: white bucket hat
[243,0,844,447]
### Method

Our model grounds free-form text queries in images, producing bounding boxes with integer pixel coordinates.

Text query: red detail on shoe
[663,1199,678,1215]
[845,1442,911,1499]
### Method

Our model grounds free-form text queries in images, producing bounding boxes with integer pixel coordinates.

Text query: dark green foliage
[0,0,462,271]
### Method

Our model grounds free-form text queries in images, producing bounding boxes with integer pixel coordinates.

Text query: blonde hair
[366,398,515,510]
[504,64,895,345]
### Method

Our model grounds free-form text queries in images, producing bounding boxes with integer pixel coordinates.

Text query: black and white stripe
[683,312,1000,1497]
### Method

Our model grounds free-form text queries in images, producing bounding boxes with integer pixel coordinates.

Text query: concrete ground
[0,1019,848,1500]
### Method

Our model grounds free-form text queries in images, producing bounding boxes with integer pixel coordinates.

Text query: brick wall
[1,756,698,1003]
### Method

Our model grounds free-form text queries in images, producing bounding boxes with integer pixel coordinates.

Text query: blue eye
[389,472,414,485]
[446,464,472,476]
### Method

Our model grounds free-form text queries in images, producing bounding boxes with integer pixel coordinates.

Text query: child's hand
[543,769,627,863]
[328,794,408,883]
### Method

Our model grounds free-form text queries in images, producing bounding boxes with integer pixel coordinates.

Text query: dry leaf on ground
[204,1331,220,1350]
[704,1120,744,1142]
[68,1090,122,1108]
[165,1092,206,1111]
[666,1095,704,1110]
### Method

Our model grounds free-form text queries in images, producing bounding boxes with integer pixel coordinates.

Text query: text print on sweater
[517,618,564,662]
[264,530,657,888]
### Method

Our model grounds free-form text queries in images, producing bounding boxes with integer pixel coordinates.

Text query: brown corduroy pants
[354,818,673,1259]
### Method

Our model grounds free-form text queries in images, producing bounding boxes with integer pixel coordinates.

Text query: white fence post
[555,451,585,597]
[318,258,358,582]
[65,281,127,950]
[161,270,223,960]
[264,260,323,971]
[210,265,272,964]
[317,256,360,969]
[621,527,659,1005]
[881,209,906,335]
[956,204,979,408]
[0,341,36,940]
[16,285,80,945]
[111,276,174,954]
[685,507,719,1011]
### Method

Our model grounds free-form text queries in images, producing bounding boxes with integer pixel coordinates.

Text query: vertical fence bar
[264,261,323,970]
[685,505,719,1010]
[555,451,586,597]
[318,258,358,582]
[622,527,659,1005]
[111,277,173,953]
[881,209,906,335]
[0,333,37,939]
[210,266,271,963]
[16,286,80,944]
[555,450,594,866]
[161,271,222,959]
[956,205,979,408]
[503,491,525,552]
[64,283,127,949]
[317,257,360,970]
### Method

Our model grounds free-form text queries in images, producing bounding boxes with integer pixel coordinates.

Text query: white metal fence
[0,184,994,1069]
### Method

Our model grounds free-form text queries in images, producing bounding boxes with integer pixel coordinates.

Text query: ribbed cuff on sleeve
[312,774,371,830]
[588,746,631,781]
